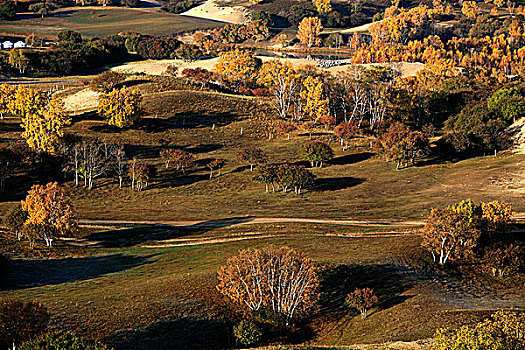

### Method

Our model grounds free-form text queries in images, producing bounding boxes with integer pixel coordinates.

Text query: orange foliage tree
[217,246,319,324]
[21,182,77,247]
[297,17,322,48]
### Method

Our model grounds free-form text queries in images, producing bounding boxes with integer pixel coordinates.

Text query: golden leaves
[297,17,322,48]
[97,87,143,128]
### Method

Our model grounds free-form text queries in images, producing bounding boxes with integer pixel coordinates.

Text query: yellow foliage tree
[462,1,479,18]
[300,76,329,121]
[313,0,332,14]
[257,60,299,117]
[5,85,70,154]
[0,84,16,118]
[21,97,70,155]
[97,87,143,128]
[214,49,260,90]
[21,182,77,247]
[297,17,323,48]
[8,49,29,74]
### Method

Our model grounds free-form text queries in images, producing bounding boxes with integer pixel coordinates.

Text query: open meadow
[0,0,525,347]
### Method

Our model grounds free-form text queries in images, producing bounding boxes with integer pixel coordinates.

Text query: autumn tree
[90,71,125,92]
[433,311,525,350]
[275,121,297,139]
[420,200,482,265]
[97,87,143,128]
[160,149,177,169]
[313,0,331,14]
[302,141,334,167]
[135,163,151,191]
[487,87,525,123]
[237,146,268,171]
[214,49,260,91]
[258,60,299,118]
[379,122,429,169]
[217,246,319,324]
[9,86,71,155]
[112,144,127,188]
[484,242,524,277]
[171,150,194,174]
[8,49,28,74]
[345,288,378,319]
[301,76,329,121]
[2,204,27,240]
[207,158,225,179]
[277,164,315,194]
[334,121,359,150]
[297,17,322,48]
[21,182,77,247]
[254,164,279,192]
[462,1,479,18]
[0,298,50,350]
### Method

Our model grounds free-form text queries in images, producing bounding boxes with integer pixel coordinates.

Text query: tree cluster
[254,163,315,194]
[216,246,319,325]
[420,200,520,274]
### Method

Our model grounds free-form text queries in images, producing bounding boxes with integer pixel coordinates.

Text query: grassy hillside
[0,7,224,39]
[0,78,523,221]
[2,222,515,349]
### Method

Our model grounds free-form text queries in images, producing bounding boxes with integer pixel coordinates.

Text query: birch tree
[217,246,319,325]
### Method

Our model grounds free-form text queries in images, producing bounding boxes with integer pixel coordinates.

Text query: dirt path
[79,217,425,228]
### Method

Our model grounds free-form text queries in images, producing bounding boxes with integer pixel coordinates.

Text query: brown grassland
[0,76,524,349]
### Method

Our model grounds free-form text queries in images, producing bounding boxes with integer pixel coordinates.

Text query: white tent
[13,41,26,48]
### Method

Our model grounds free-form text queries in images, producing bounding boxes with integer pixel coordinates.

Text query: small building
[2,41,13,49]
[13,41,27,48]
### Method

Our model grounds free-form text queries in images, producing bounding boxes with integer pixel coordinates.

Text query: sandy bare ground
[62,88,99,113]
[508,116,525,154]
[326,20,383,34]
[181,0,248,24]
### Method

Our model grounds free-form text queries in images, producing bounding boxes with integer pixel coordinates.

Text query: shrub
[19,332,111,350]
[233,320,262,346]
[89,71,125,92]
[484,242,525,277]
[275,121,297,139]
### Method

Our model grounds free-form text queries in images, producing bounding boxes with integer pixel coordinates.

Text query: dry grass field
[0,6,223,39]
[0,76,524,349]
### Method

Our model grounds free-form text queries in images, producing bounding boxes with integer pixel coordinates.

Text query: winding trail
[78,217,425,228]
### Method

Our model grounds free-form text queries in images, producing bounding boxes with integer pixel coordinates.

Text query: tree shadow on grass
[136,111,242,133]
[84,216,255,248]
[0,253,153,291]
[105,317,234,350]
[315,177,365,191]
[331,152,374,165]
[151,172,210,189]
[317,263,415,319]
